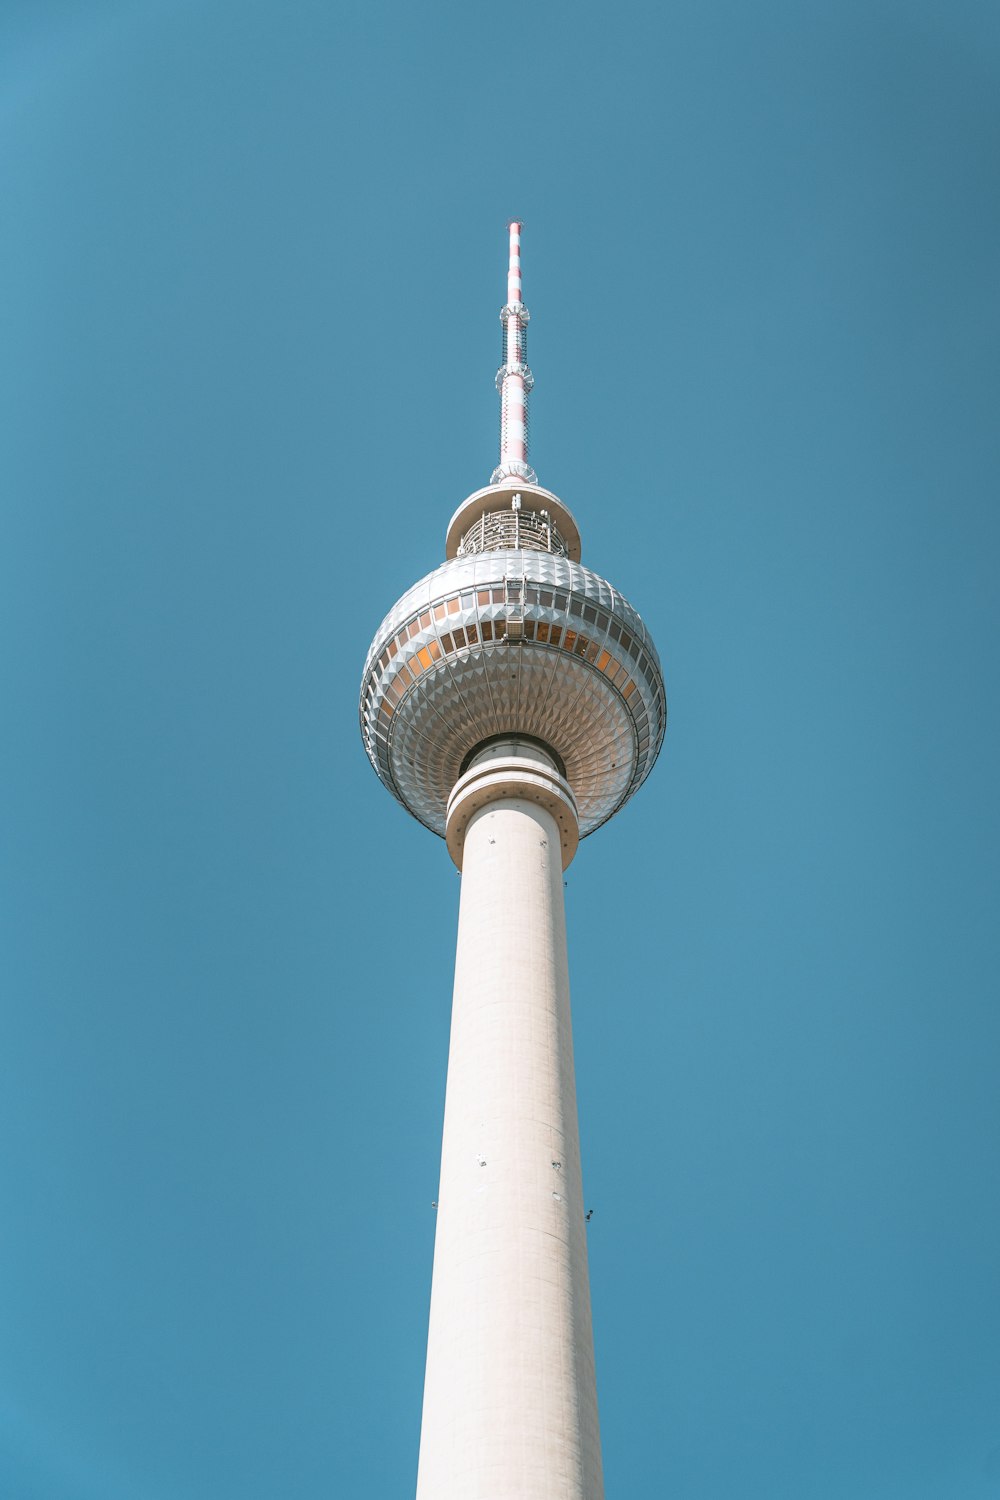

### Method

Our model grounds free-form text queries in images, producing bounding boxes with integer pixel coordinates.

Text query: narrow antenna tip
[506,218,524,230]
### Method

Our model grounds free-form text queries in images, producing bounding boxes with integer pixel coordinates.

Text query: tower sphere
[359,477,666,841]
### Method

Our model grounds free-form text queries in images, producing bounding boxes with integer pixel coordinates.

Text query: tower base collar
[446,752,579,871]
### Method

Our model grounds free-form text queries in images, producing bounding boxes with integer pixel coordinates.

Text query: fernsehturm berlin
[360,224,666,1499]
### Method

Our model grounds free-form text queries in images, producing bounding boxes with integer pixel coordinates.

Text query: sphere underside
[360,551,666,838]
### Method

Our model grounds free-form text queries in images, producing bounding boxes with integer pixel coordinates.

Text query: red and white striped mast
[491,219,537,485]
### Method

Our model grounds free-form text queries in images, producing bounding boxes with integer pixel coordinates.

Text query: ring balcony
[445,482,582,562]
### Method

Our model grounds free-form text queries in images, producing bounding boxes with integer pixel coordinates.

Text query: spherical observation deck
[359,485,666,840]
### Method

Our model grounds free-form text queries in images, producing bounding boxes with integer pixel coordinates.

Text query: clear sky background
[2,2,998,1497]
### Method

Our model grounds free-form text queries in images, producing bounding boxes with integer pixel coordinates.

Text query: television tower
[360,223,666,1499]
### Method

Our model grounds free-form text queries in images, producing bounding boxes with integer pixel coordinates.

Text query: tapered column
[416,740,603,1500]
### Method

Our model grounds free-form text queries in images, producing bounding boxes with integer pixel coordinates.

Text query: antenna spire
[491,220,537,486]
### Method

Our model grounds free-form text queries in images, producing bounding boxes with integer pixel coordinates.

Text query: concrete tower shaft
[416,740,601,1500]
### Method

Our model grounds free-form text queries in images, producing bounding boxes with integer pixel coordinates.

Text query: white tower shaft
[416,743,604,1500]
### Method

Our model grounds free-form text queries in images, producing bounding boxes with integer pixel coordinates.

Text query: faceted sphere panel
[359,551,666,838]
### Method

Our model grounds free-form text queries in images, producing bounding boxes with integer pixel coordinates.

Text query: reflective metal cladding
[359,543,666,839]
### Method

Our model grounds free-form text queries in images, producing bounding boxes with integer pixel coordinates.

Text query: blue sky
[2,2,999,1496]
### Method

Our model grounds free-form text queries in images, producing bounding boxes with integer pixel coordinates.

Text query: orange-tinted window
[597,649,611,671]
[536,621,550,643]
[448,596,460,614]
[550,626,562,647]
[466,624,478,642]
[477,590,491,606]
[434,603,447,622]
[427,639,441,661]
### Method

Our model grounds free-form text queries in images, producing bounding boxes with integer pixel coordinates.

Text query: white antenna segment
[491,219,537,485]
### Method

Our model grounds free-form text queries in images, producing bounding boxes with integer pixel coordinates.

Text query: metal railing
[457,506,569,557]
